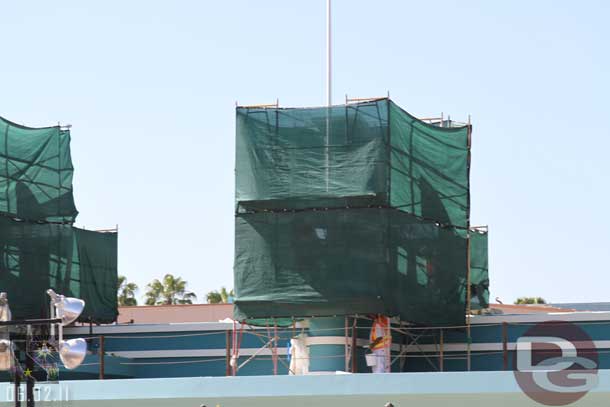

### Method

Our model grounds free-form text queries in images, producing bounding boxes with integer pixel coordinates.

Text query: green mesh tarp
[234,208,468,326]
[0,216,118,323]
[73,228,119,322]
[0,117,77,223]
[388,102,469,228]
[470,228,489,309]
[236,98,469,228]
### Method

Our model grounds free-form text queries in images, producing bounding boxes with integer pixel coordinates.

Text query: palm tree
[514,297,546,305]
[144,274,197,305]
[206,287,234,304]
[117,275,138,306]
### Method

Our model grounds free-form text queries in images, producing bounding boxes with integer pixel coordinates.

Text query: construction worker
[369,314,391,373]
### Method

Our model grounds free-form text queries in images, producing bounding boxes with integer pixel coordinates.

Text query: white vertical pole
[58,301,64,344]
[325,0,332,191]
[326,0,332,107]
[49,300,55,339]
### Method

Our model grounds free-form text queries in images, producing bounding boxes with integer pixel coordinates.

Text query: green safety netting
[234,208,468,326]
[0,117,78,223]
[235,98,470,228]
[0,216,118,323]
[470,228,489,309]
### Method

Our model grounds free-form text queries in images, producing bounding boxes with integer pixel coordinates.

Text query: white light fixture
[0,339,13,371]
[59,338,87,369]
[47,289,87,370]
[0,293,12,371]
[47,289,85,326]
[0,292,11,322]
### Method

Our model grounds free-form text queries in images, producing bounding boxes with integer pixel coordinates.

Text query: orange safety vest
[369,315,391,351]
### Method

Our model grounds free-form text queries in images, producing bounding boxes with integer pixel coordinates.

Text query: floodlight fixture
[59,338,87,369]
[0,292,11,322]
[46,289,85,326]
[0,293,13,371]
[0,339,13,371]
[47,289,88,369]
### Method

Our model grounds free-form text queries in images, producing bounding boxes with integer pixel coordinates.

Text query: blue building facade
[58,309,610,380]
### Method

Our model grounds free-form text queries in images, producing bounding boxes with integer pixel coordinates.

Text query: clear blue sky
[1,0,608,305]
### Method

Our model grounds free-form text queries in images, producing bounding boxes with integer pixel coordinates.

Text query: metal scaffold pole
[466,120,473,372]
[351,317,358,373]
[225,329,231,376]
[273,322,278,375]
[439,328,444,372]
[467,234,472,371]
[344,316,349,372]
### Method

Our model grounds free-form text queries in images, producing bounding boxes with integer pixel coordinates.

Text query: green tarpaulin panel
[73,228,119,323]
[0,117,78,223]
[0,217,118,323]
[470,228,489,309]
[388,102,469,228]
[234,208,468,326]
[236,98,470,228]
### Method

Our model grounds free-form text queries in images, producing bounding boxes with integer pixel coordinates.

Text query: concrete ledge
[0,370,608,406]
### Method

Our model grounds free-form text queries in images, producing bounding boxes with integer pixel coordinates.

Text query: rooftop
[116,303,232,324]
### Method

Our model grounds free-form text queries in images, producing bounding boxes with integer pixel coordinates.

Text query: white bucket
[365,353,377,367]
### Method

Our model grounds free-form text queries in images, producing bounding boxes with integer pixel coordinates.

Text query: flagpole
[325,0,332,191]
[326,0,332,107]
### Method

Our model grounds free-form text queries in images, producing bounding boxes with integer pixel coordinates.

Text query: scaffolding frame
[228,319,289,376]
[233,96,478,374]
